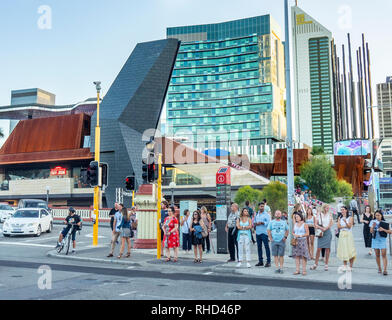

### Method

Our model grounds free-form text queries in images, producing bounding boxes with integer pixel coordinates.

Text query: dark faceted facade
[91,39,180,206]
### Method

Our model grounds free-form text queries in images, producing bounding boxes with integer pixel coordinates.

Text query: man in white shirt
[263,199,271,218]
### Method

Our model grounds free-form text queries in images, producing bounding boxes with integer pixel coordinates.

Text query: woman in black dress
[189,211,205,263]
[360,205,374,255]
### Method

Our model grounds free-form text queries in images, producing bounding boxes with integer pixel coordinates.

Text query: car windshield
[0,205,12,210]
[25,202,46,208]
[13,210,39,218]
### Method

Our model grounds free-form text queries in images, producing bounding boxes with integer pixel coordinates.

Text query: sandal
[165,257,171,262]
[194,259,199,263]
[302,271,307,276]
[293,271,300,275]
[125,253,131,258]
[199,260,203,264]
[383,271,388,276]
[173,258,178,263]
[117,254,123,259]
[310,265,318,270]
[324,265,329,271]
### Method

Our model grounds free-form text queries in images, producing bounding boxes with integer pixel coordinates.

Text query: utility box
[216,167,231,254]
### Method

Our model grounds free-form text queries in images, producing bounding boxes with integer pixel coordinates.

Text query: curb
[47,250,142,267]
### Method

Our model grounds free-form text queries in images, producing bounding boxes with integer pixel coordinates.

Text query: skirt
[121,228,131,238]
[308,226,315,236]
[337,231,357,262]
[317,229,332,249]
[372,235,387,250]
[292,237,310,259]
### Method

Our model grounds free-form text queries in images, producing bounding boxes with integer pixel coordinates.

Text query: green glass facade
[166,16,286,157]
[309,37,333,154]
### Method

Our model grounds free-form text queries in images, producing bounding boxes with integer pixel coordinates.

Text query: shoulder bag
[290,237,298,246]
[315,214,324,238]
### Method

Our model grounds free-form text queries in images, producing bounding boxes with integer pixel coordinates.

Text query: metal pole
[93,82,101,246]
[157,153,162,260]
[285,0,295,232]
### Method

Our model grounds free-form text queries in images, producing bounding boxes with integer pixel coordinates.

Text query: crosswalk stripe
[0,241,53,248]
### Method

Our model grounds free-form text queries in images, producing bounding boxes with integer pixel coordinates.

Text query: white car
[0,204,15,223]
[2,208,53,237]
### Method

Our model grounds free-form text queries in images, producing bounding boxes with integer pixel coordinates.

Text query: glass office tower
[166,15,286,160]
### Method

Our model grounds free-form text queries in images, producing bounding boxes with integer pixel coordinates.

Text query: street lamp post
[284,0,295,229]
[92,81,101,246]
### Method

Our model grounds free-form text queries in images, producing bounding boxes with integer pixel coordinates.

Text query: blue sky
[0,0,391,106]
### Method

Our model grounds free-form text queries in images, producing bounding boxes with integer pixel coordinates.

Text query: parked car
[18,199,51,212]
[2,208,53,237]
[0,203,15,223]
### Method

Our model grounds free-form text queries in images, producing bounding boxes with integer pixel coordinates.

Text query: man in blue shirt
[254,203,271,267]
[267,210,289,274]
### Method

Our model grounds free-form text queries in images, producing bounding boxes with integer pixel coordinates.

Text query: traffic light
[143,152,156,184]
[100,162,108,187]
[87,161,99,187]
[142,162,149,184]
[125,175,136,191]
[147,162,159,183]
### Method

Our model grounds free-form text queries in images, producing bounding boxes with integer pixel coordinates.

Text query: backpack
[194,225,203,239]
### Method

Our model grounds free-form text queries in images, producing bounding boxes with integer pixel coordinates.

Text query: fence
[51,207,112,223]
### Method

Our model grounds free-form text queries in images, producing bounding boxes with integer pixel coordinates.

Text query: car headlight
[27,223,37,227]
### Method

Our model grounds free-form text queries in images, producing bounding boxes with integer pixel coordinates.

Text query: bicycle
[56,223,79,255]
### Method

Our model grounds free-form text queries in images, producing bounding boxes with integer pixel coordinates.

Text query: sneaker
[55,243,61,249]
[265,263,271,268]
[107,253,114,258]
[236,262,242,268]
[206,250,211,254]
[279,269,284,274]
[71,250,76,254]
[246,263,251,268]
[255,262,264,267]
[275,269,281,274]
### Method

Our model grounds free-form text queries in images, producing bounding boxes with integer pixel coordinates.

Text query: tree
[311,146,325,156]
[260,181,288,216]
[300,156,338,203]
[234,186,263,207]
[336,179,354,199]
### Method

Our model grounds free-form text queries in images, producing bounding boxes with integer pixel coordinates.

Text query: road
[1,223,392,300]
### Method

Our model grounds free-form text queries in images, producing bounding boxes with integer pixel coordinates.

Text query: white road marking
[119,291,137,296]
[84,233,106,239]
[0,241,53,248]
[203,272,213,275]
[127,266,135,269]
[21,236,59,243]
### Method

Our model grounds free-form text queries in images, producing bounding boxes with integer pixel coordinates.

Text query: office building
[292,6,335,154]
[166,15,286,161]
[378,77,392,139]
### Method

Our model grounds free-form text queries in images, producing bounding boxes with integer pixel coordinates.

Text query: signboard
[216,205,228,221]
[380,178,392,184]
[216,166,231,185]
[334,139,372,156]
[50,166,67,176]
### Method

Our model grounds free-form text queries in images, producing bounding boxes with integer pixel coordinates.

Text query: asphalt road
[1,224,392,300]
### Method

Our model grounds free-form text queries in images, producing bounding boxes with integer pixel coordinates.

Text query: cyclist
[56,207,82,254]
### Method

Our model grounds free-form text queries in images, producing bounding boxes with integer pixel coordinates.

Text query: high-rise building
[378,77,392,139]
[166,15,286,161]
[292,6,334,154]
[377,77,392,181]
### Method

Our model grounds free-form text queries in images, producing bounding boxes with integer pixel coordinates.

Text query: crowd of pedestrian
[104,194,391,277]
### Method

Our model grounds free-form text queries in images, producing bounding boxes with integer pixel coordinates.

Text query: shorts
[308,226,315,236]
[271,240,286,257]
[61,226,77,241]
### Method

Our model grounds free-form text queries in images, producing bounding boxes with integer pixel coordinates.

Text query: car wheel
[3,234,10,237]
[47,222,53,233]
[35,225,42,237]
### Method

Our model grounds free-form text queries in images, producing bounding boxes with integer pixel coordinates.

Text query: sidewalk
[47,223,392,289]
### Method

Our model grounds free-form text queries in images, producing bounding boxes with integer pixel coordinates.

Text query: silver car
[0,204,15,223]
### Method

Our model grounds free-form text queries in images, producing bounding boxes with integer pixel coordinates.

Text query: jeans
[228,228,238,261]
[202,234,211,252]
[256,233,271,263]
[238,235,251,262]
[182,233,192,251]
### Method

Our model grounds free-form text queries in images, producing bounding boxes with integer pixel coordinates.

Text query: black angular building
[91,39,180,207]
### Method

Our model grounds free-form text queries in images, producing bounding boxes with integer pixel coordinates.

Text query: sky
[0,0,391,140]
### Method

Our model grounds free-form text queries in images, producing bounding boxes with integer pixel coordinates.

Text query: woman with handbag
[360,205,374,256]
[236,208,253,268]
[291,212,310,275]
[117,207,132,259]
[311,204,334,271]
[190,211,204,263]
[163,206,180,262]
[337,206,356,271]
[201,206,212,254]
[370,210,392,275]
[305,207,315,260]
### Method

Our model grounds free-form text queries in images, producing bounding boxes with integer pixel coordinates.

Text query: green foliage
[294,176,305,190]
[336,180,354,199]
[300,156,338,203]
[234,186,262,207]
[260,181,288,215]
[311,146,325,156]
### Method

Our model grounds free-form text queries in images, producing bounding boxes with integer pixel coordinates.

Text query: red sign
[50,166,67,176]
[216,167,231,185]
